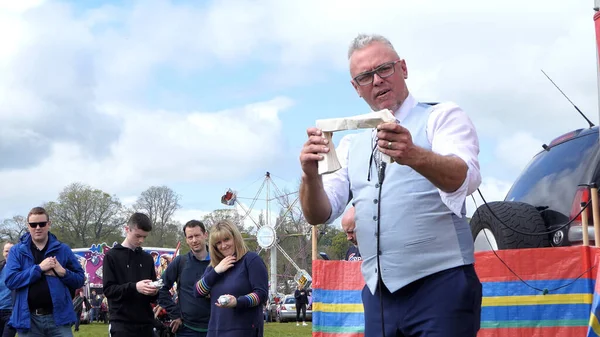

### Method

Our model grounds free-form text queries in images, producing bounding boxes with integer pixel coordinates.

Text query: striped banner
[312,246,600,337]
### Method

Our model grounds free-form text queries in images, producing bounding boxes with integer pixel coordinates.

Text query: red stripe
[312,260,365,290]
[477,326,587,337]
[312,332,364,337]
[474,246,600,282]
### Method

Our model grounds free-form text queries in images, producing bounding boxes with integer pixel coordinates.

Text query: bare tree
[0,215,28,242]
[134,186,181,247]
[45,183,124,247]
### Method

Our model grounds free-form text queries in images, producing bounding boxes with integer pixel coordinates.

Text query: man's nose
[372,73,384,86]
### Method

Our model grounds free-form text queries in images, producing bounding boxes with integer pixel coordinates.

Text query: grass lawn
[67,321,312,337]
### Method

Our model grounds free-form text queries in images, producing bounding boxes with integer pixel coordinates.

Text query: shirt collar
[394,93,417,122]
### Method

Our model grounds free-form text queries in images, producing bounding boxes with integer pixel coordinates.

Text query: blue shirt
[0,264,13,310]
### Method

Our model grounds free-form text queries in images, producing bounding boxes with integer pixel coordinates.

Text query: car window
[505,132,599,217]
[284,298,295,304]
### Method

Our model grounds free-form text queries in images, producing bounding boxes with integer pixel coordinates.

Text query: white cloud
[495,131,545,172]
[466,177,513,217]
[0,0,597,225]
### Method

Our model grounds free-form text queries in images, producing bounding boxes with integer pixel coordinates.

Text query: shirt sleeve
[427,102,482,217]
[322,134,355,224]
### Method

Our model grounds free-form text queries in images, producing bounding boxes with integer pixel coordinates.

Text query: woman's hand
[215,294,237,308]
[214,255,237,274]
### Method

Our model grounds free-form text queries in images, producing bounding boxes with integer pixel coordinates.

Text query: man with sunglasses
[4,207,85,337]
[299,34,482,337]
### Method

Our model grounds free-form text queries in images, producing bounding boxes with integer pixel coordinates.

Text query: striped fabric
[477,246,599,337]
[312,260,365,337]
[196,278,211,296]
[244,292,260,307]
[311,246,600,337]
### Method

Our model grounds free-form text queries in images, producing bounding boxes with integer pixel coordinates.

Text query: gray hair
[347,34,397,60]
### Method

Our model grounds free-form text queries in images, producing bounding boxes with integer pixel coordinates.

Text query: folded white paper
[315,109,396,175]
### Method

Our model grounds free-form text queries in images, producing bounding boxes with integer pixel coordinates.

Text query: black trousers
[110,321,154,337]
[296,303,307,321]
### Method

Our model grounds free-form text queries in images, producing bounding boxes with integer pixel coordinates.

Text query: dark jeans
[295,303,307,322]
[17,314,72,337]
[74,310,82,331]
[0,309,16,337]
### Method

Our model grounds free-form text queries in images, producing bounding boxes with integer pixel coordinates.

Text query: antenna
[541,69,595,128]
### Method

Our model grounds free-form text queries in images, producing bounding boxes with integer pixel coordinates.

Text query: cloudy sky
[1,0,598,230]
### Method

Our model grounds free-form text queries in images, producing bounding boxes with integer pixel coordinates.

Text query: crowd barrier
[311,246,600,337]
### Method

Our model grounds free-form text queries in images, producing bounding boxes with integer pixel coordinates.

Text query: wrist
[405,145,427,168]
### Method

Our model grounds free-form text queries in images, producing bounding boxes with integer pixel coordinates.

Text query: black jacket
[157,252,211,330]
[102,244,158,324]
[294,289,309,305]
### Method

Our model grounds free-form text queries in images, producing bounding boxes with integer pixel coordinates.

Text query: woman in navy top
[196,220,268,337]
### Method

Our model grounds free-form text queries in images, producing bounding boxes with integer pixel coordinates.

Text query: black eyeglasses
[28,222,48,228]
[353,60,401,86]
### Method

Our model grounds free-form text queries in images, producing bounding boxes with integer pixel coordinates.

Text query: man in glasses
[4,207,85,337]
[299,34,482,337]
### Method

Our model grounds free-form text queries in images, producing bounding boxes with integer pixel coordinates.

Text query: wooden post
[582,201,590,246]
[312,225,318,260]
[591,184,600,247]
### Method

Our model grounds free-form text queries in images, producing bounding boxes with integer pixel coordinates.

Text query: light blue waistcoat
[347,102,474,295]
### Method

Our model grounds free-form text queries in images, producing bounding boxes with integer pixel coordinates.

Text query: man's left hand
[376,122,421,166]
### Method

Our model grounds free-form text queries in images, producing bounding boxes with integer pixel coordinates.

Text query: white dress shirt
[323,93,481,222]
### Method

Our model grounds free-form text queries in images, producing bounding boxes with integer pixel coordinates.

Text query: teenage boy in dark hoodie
[103,213,159,337]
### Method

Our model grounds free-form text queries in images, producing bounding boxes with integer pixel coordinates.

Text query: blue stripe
[481,303,591,321]
[313,311,365,327]
[312,289,363,304]
[483,279,594,297]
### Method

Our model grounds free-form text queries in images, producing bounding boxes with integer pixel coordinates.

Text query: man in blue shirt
[5,206,85,337]
[158,220,211,337]
[0,242,16,337]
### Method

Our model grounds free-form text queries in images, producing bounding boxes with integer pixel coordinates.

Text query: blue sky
[0,0,598,228]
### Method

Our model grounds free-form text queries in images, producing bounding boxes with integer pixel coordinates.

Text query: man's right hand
[170,318,182,333]
[136,280,159,296]
[39,257,56,272]
[299,127,330,178]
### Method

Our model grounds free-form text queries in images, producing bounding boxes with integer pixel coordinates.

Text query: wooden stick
[591,185,600,247]
[581,201,589,246]
[312,225,318,260]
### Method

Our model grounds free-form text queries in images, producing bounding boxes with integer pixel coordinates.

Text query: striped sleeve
[237,292,261,307]
[195,267,220,297]
[235,253,268,309]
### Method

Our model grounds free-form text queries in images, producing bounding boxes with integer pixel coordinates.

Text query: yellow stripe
[313,302,364,313]
[589,312,600,336]
[483,293,593,306]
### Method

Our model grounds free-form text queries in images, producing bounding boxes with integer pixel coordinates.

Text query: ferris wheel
[220,172,312,296]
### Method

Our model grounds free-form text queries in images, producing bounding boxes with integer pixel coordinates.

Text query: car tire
[471,201,549,250]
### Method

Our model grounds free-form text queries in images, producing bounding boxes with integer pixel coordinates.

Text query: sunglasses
[28,221,48,228]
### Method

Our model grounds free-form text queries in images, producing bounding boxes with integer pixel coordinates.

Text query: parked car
[276,294,312,323]
[471,126,600,250]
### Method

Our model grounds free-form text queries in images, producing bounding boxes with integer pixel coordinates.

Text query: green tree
[0,215,28,243]
[45,183,124,247]
[134,186,181,247]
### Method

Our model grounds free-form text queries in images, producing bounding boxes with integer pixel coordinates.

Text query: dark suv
[471,126,600,251]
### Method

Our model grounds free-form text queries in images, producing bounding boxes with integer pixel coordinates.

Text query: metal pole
[594,3,600,134]
[266,174,278,297]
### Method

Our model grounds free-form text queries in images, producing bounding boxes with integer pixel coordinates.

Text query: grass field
[68,322,312,337]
